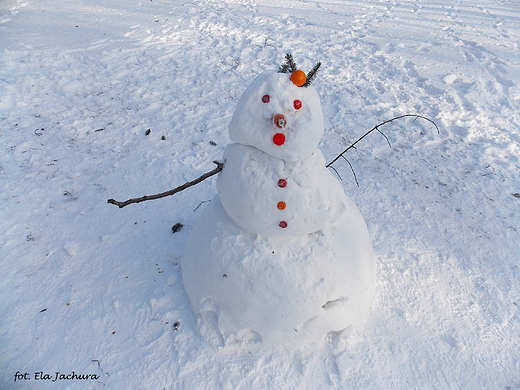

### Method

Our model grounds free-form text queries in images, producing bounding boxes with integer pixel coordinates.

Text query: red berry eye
[293,100,302,110]
[262,95,270,103]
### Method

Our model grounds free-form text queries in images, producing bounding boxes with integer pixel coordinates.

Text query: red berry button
[278,179,287,188]
[294,100,302,110]
[277,201,286,210]
[273,133,286,146]
[279,221,288,228]
[262,94,270,103]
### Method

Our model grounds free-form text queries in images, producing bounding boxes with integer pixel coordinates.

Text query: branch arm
[326,114,438,168]
[107,161,224,208]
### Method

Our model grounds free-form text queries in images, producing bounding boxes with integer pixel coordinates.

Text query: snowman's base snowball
[181,196,376,347]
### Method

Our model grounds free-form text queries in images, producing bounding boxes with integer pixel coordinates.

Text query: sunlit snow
[1,0,519,388]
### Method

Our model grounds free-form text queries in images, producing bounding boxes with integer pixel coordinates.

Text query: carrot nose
[273,114,287,128]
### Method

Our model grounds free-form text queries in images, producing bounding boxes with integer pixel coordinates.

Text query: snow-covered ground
[1,0,519,388]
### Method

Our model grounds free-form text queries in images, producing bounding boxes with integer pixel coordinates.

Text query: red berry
[273,133,285,146]
[277,201,287,210]
[262,94,270,103]
[279,221,288,228]
[278,179,287,188]
[293,100,302,110]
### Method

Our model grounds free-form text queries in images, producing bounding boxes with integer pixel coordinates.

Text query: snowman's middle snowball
[217,143,347,237]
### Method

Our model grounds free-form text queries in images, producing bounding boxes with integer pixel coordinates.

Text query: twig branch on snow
[107,161,224,209]
[326,114,438,169]
[252,36,273,49]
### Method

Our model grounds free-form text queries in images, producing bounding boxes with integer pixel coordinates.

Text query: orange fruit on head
[290,70,306,87]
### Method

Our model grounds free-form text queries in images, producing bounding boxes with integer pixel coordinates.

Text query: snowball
[217,143,347,237]
[181,197,376,346]
[228,71,324,162]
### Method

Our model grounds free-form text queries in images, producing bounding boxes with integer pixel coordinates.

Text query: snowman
[181,57,376,347]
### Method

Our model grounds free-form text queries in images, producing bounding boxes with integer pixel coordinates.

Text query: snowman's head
[229,70,324,162]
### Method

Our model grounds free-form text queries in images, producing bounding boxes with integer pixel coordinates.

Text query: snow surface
[1,0,519,388]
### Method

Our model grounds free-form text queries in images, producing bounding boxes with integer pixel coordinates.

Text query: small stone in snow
[171,223,183,233]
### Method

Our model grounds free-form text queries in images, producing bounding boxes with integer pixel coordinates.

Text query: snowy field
[1,0,519,388]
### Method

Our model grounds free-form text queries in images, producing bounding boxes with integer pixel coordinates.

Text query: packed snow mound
[228,71,324,162]
[181,197,376,346]
[217,143,347,237]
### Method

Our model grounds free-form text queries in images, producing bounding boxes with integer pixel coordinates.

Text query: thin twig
[326,114,438,168]
[329,165,342,181]
[341,155,359,187]
[376,129,392,148]
[194,199,211,212]
[107,161,224,208]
